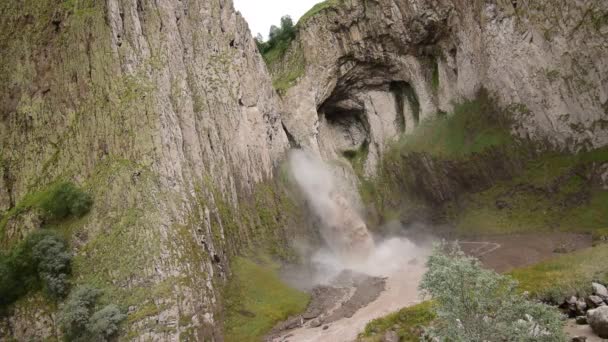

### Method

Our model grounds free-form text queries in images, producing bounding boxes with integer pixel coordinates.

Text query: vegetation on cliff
[223,256,310,342]
[255,15,305,94]
[0,230,71,310]
[58,286,126,342]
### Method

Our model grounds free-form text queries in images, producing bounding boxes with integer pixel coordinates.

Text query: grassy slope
[511,244,608,302]
[358,93,608,339]
[452,148,608,237]
[223,256,310,342]
[358,302,435,342]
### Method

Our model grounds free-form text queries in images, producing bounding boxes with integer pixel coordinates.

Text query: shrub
[32,233,72,298]
[59,286,126,342]
[40,182,93,221]
[0,230,71,309]
[87,304,126,340]
[59,286,101,340]
[256,15,296,64]
[420,243,566,341]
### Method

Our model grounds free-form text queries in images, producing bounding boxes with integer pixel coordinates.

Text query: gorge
[1,0,607,341]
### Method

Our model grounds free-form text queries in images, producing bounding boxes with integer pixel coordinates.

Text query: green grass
[510,244,608,302]
[431,61,439,92]
[387,91,513,159]
[223,256,310,342]
[0,181,92,244]
[297,0,344,26]
[453,147,608,237]
[343,141,370,177]
[359,302,435,341]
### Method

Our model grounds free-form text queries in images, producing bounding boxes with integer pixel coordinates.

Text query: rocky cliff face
[0,0,293,340]
[1,0,607,340]
[276,0,608,175]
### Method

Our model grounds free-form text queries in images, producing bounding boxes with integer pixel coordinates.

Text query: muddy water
[273,239,429,342]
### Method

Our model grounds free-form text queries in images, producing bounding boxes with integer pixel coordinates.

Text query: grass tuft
[359,301,435,341]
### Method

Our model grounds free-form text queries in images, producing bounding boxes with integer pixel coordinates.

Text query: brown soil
[459,232,592,272]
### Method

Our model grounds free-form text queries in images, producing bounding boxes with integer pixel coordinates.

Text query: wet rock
[383,330,399,342]
[575,316,588,325]
[586,295,606,309]
[587,306,608,338]
[309,318,322,328]
[592,283,608,299]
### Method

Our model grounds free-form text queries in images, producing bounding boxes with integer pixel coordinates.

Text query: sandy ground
[565,319,607,341]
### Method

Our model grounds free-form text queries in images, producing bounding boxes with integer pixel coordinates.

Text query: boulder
[383,330,399,342]
[570,337,587,342]
[575,316,588,325]
[575,300,588,316]
[587,306,608,338]
[586,295,606,309]
[592,283,608,299]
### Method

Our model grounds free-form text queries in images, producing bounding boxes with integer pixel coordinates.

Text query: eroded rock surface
[276,0,608,174]
[0,0,291,340]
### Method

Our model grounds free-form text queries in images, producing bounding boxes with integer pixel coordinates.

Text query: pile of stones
[559,282,608,340]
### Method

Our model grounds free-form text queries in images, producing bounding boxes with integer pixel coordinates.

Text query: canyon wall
[275,0,608,175]
[0,0,297,340]
[1,0,607,340]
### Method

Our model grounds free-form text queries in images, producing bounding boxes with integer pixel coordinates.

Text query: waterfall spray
[288,150,375,265]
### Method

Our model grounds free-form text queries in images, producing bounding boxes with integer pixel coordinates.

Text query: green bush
[256,15,298,71]
[0,230,71,309]
[59,286,125,342]
[32,233,72,298]
[87,304,126,340]
[420,243,566,341]
[40,182,93,221]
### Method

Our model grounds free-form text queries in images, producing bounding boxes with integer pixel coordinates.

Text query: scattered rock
[592,283,608,299]
[587,306,608,338]
[586,295,606,309]
[575,300,588,316]
[570,336,587,342]
[322,325,329,330]
[309,318,322,328]
[553,243,574,254]
[383,330,399,342]
[566,296,578,305]
[495,200,510,210]
[575,316,588,325]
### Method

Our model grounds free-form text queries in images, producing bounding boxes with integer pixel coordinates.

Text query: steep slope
[0,0,298,340]
[272,0,608,175]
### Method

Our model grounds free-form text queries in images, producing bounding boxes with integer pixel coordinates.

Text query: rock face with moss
[273,0,608,175]
[0,0,294,340]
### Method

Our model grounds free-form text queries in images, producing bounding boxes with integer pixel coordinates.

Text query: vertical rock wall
[276,0,608,174]
[0,0,291,340]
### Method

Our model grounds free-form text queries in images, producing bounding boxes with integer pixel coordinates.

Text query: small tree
[59,286,126,342]
[268,25,280,41]
[420,243,566,341]
[87,304,126,340]
[32,233,71,298]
